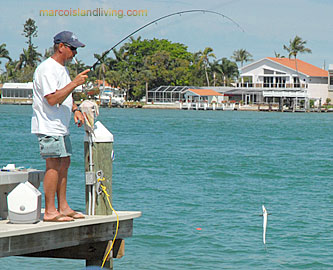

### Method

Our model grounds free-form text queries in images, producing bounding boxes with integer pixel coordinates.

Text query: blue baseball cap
[53,31,85,48]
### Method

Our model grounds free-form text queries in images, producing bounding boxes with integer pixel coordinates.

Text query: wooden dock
[0,211,141,267]
[0,169,141,269]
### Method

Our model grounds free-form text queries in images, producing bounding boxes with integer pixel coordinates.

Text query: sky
[1,0,333,72]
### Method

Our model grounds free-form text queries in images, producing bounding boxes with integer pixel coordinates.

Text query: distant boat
[97,87,126,106]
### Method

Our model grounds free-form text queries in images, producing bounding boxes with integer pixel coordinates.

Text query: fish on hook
[262,205,268,244]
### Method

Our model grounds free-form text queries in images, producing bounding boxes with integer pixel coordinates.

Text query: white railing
[180,102,235,111]
[236,83,308,89]
[263,90,309,98]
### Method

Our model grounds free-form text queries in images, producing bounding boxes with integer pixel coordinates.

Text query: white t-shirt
[31,57,73,136]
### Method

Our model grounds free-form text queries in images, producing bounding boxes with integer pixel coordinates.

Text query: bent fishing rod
[90,9,244,70]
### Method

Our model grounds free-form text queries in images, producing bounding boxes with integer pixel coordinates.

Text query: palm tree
[219,58,239,86]
[0,43,11,65]
[16,46,41,70]
[93,53,110,91]
[210,60,222,86]
[15,49,29,70]
[210,58,239,86]
[283,35,312,78]
[198,47,216,86]
[231,49,253,67]
[274,51,285,58]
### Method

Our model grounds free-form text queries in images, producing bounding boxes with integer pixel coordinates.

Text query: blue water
[1,105,333,269]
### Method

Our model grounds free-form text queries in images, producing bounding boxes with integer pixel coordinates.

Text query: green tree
[94,53,110,91]
[66,58,87,78]
[0,43,11,65]
[326,98,331,105]
[210,60,223,86]
[209,58,238,86]
[231,49,253,67]
[19,18,41,71]
[2,61,17,82]
[274,51,285,58]
[283,35,312,79]
[197,47,216,86]
[220,58,239,86]
[22,18,38,47]
[189,52,205,86]
[110,38,193,99]
[16,46,41,70]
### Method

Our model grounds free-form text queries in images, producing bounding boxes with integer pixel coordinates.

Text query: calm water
[1,105,332,270]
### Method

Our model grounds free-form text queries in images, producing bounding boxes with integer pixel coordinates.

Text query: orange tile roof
[188,89,223,96]
[267,57,328,77]
[95,80,112,87]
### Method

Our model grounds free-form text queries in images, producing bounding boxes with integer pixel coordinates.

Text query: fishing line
[90,9,245,70]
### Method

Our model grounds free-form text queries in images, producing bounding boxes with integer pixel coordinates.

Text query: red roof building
[237,57,329,103]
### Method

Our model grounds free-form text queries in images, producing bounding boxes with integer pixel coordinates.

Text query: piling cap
[84,121,114,143]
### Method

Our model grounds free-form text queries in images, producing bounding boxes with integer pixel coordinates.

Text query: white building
[1,82,84,103]
[235,57,328,106]
[1,83,33,100]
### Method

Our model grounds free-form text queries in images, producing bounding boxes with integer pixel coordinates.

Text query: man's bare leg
[43,157,73,221]
[57,157,84,218]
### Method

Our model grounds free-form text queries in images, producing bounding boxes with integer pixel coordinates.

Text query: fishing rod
[90,9,244,70]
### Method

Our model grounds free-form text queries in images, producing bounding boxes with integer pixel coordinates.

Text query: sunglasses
[63,43,77,51]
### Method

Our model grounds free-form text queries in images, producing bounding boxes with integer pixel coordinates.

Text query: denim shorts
[37,134,72,159]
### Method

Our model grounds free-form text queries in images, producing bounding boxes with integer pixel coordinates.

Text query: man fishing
[31,31,90,222]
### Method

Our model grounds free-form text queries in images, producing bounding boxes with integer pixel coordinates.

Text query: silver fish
[262,205,268,244]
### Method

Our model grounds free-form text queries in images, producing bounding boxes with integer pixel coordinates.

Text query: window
[293,77,300,88]
[264,69,274,74]
[276,77,286,88]
[330,76,333,86]
[264,77,273,87]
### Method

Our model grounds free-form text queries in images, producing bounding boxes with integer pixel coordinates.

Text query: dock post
[84,122,114,268]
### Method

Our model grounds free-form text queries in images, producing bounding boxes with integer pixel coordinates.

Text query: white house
[184,89,224,103]
[235,57,328,106]
[1,82,84,103]
[1,82,33,100]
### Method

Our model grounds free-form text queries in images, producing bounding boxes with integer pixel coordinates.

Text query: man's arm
[45,69,90,106]
[72,102,85,127]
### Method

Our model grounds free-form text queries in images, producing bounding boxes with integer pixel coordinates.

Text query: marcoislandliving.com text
[39,8,148,18]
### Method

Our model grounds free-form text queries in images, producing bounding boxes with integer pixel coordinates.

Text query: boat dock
[0,211,141,265]
[0,168,141,269]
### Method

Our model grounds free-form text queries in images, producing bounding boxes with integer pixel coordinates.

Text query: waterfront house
[184,89,224,103]
[232,57,328,107]
[0,82,84,104]
[0,82,33,104]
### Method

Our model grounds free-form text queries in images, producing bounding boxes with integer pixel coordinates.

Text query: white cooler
[7,181,42,224]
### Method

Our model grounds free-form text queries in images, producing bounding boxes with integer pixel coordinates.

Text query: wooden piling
[84,123,115,268]
[84,141,113,215]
